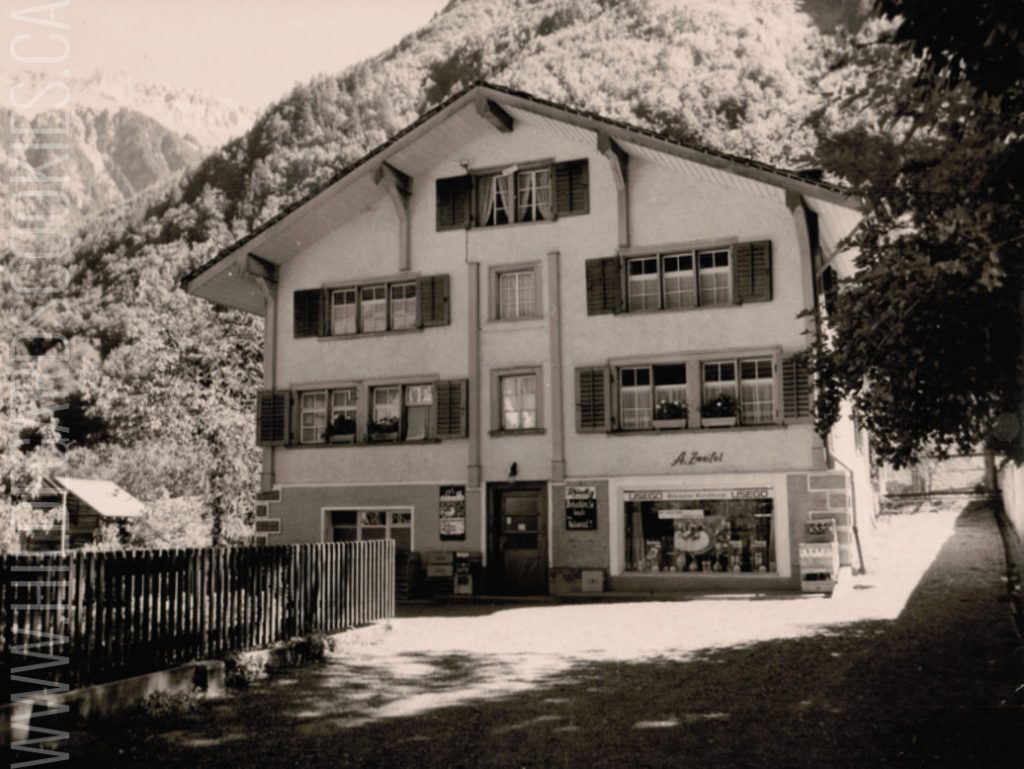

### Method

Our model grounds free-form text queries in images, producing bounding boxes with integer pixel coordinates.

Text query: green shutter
[585,256,622,315]
[418,274,450,327]
[734,240,772,303]
[436,175,472,230]
[435,379,468,438]
[554,159,589,216]
[257,391,290,445]
[293,289,324,337]
[782,355,812,419]
[576,367,610,432]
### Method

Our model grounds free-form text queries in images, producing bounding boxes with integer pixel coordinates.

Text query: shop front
[607,476,797,592]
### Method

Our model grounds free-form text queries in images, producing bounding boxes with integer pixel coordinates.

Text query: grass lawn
[64,498,1022,768]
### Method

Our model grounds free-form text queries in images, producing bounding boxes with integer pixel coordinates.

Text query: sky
[61,0,450,109]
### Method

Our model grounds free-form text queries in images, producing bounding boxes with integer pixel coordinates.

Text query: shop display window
[625,496,774,573]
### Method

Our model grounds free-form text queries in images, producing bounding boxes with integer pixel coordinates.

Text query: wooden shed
[22,477,144,552]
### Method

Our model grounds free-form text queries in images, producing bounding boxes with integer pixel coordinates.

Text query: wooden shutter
[782,355,812,419]
[734,240,772,303]
[257,391,290,445]
[418,274,450,327]
[585,256,622,315]
[576,367,610,432]
[435,379,468,438]
[436,175,472,230]
[554,159,589,216]
[293,289,325,337]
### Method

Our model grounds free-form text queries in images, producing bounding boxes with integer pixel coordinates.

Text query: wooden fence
[1,540,394,694]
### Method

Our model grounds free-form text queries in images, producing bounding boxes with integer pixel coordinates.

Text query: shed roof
[52,477,145,519]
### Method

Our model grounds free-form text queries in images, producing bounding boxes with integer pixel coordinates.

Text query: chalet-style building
[183,83,874,595]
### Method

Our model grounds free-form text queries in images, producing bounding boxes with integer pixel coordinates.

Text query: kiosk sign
[565,485,598,530]
[439,485,466,540]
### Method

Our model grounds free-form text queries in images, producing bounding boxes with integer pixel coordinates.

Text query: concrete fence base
[1,660,225,746]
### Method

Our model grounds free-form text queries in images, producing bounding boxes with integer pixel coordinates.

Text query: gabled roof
[181,81,859,313]
[52,477,145,518]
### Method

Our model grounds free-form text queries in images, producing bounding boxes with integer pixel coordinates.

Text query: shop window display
[625,495,774,573]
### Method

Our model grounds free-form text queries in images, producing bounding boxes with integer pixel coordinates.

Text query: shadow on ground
[66,502,1022,769]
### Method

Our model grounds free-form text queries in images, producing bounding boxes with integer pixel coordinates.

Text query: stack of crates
[799,520,839,593]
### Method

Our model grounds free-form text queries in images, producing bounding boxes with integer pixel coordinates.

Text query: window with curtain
[620,366,653,430]
[663,253,697,309]
[703,361,737,404]
[390,283,417,330]
[479,172,513,226]
[516,168,552,222]
[360,285,387,332]
[500,374,537,430]
[498,269,536,319]
[404,384,433,441]
[740,358,774,424]
[698,249,731,305]
[627,257,660,311]
[331,288,357,335]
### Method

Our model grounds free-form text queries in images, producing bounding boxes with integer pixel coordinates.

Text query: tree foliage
[810,5,1023,466]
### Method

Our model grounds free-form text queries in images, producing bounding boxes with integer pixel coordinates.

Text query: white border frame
[320,504,416,551]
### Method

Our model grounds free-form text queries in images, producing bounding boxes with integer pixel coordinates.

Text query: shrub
[224,651,270,688]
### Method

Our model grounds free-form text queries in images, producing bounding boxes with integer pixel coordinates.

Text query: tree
[810,5,1023,467]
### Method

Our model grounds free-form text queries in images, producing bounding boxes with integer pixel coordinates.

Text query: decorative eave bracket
[374,161,413,271]
[598,133,629,247]
[476,96,513,133]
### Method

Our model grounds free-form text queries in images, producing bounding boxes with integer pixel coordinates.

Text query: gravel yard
[69,498,1022,768]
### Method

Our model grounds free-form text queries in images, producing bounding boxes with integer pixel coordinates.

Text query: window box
[653,417,688,430]
[653,400,687,429]
[324,416,357,444]
[701,392,739,428]
[367,418,400,443]
[701,416,737,429]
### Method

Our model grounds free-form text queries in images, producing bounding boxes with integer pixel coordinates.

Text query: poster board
[565,485,598,530]
[439,485,466,540]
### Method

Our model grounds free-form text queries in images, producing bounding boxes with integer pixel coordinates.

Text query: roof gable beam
[598,133,630,247]
[374,161,413,271]
[475,95,513,133]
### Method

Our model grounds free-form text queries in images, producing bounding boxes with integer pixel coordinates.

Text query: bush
[135,689,202,726]
[224,651,270,688]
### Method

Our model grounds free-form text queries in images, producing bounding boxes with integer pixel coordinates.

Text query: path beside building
[72,498,1022,768]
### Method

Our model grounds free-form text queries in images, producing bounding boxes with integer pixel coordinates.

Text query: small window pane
[361,285,387,332]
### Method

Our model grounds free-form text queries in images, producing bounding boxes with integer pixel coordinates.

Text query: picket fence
[1,540,395,694]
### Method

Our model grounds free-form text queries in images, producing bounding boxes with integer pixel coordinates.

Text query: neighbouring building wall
[998,459,1024,543]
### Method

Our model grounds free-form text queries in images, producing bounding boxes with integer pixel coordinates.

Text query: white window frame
[739,357,775,425]
[330,288,357,335]
[697,248,731,306]
[662,253,697,309]
[368,382,435,442]
[499,373,538,431]
[516,168,552,222]
[498,270,536,320]
[619,366,653,430]
[702,361,738,406]
[627,256,660,312]
[389,282,418,330]
[360,284,388,333]
[299,390,328,444]
[490,366,544,434]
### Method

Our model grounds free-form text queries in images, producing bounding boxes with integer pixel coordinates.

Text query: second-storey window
[698,249,731,305]
[620,366,652,430]
[331,288,357,335]
[360,285,387,333]
[500,373,537,430]
[390,283,417,330]
[627,257,660,311]
[300,391,328,444]
[663,254,697,309]
[404,384,433,441]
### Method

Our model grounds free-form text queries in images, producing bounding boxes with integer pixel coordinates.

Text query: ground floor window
[624,491,774,574]
[329,509,412,552]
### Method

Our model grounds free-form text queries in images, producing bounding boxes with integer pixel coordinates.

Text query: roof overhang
[182,82,861,314]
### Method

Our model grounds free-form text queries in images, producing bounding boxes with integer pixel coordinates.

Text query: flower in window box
[653,399,687,429]
[367,416,400,441]
[323,415,357,444]
[701,394,739,427]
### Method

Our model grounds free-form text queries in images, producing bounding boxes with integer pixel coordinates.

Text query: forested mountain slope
[7,0,848,545]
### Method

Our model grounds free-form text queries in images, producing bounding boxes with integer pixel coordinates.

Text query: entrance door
[489,484,548,594]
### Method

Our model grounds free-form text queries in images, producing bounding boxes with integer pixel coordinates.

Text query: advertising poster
[565,485,598,530]
[439,485,466,540]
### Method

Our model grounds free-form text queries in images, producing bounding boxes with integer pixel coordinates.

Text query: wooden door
[490,485,547,594]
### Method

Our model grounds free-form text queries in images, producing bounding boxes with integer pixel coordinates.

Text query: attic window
[435,159,588,231]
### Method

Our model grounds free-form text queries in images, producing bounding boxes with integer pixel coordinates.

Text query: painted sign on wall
[439,485,466,540]
[565,485,598,530]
